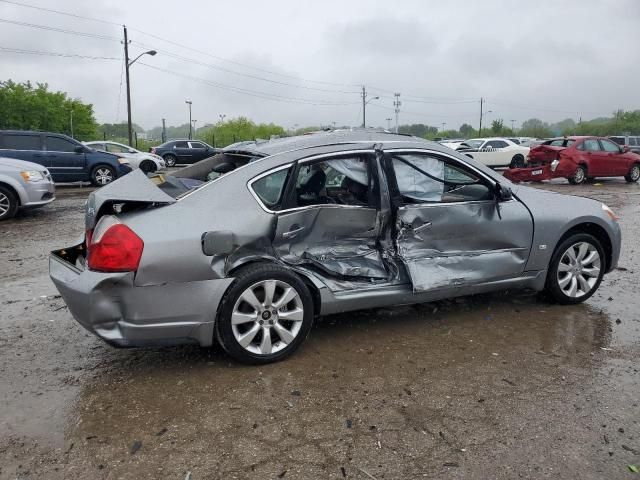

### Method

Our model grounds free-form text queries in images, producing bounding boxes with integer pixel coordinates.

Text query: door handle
[413,222,432,233]
[283,226,305,239]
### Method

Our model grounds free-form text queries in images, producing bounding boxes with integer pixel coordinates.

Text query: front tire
[0,185,18,220]
[567,165,587,185]
[91,165,116,186]
[545,233,605,305]
[625,163,640,183]
[215,264,314,364]
[139,160,156,174]
[164,154,177,167]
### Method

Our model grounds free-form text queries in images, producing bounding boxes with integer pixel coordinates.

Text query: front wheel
[625,164,640,183]
[215,264,314,364]
[139,160,157,174]
[91,165,116,186]
[510,154,525,168]
[567,165,587,185]
[545,233,605,304]
[0,185,19,220]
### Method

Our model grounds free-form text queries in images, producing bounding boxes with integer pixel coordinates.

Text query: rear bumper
[49,253,233,347]
[503,165,557,182]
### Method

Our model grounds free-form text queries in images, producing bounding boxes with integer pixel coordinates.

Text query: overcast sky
[1,0,639,131]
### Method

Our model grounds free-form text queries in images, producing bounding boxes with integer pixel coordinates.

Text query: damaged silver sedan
[50,131,621,363]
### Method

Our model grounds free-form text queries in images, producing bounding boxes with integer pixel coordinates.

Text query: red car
[503,136,640,184]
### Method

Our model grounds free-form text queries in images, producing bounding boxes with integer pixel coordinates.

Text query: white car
[459,138,530,168]
[84,141,166,174]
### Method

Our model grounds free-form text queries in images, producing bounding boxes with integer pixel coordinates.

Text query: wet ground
[1,178,639,479]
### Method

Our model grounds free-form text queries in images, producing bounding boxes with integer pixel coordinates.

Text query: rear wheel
[164,154,177,167]
[625,163,640,183]
[568,165,587,185]
[0,185,18,220]
[139,160,156,174]
[215,264,314,364]
[545,233,605,304]
[91,165,116,186]
[510,154,525,168]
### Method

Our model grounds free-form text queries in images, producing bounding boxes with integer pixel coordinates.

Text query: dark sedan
[150,140,219,167]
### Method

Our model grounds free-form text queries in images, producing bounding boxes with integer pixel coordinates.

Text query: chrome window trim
[247,149,376,214]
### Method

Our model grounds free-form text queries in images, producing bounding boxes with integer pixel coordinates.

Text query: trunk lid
[528,145,565,164]
[85,168,176,230]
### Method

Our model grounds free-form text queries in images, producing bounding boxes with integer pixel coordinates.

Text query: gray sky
[1,0,639,131]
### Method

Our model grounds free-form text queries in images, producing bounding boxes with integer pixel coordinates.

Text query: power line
[0,0,121,26]
[0,17,120,41]
[137,62,360,106]
[130,40,360,95]
[0,46,120,60]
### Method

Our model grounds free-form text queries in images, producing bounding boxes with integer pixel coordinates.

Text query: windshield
[465,139,484,149]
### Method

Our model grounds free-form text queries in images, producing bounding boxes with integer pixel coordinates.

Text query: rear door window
[46,136,77,152]
[174,141,189,148]
[3,133,41,150]
[600,139,621,152]
[583,139,602,152]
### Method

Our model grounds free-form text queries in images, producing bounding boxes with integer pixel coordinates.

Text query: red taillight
[87,223,144,272]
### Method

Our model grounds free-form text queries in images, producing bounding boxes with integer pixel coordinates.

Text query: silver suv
[0,157,55,220]
[610,135,640,154]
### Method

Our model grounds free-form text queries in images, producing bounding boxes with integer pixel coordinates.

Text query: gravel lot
[1,178,639,479]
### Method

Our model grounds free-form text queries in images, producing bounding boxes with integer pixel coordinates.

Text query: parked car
[0,130,132,186]
[84,141,165,173]
[504,136,640,184]
[150,139,218,167]
[609,135,640,155]
[457,137,530,168]
[439,140,471,150]
[0,157,55,220]
[51,132,621,364]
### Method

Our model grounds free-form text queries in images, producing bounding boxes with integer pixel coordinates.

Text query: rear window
[546,139,575,147]
[630,137,638,146]
[251,168,291,210]
[3,133,41,150]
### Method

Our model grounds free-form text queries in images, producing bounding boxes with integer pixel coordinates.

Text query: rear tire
[545,233,605,305]
[567,165,587,185]
[139,160,156,174]
[625,163,640,183]
[0,185,18,220]
[91,165,116,187]
[164,154,177,167]
[510,154,525,168]
[215,264,314,364]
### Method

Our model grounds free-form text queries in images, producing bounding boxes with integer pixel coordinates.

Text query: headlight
[602,203,618,221]
[20,170,45,182]
[117,158,130,165]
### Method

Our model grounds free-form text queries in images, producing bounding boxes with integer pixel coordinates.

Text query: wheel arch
[0,180,23,206]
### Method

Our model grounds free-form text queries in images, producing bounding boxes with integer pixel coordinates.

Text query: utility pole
[185,100,193,139]
[123,26,133,146]
[219,114,226,123]
[69,107,74,139]
[385,118,392,130]
[441,122,446,133]
[361,86,366,128]
[393,93,401,133]
[479,97,483,136]
[161,118,166,142]
[510,119,515,133]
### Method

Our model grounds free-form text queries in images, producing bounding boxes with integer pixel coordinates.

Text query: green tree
[0,80,97,139]
[519,118,553,138]
[196,117,286,147]
[491,119,504,135]
[459,123,475,138]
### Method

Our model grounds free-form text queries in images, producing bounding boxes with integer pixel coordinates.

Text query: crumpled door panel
[396,201,533,292]
[273,207,388,279]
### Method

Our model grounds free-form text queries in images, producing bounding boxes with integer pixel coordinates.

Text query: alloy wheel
[573,167,585,184]
[0,191,9,216]
[631,165,640,181]
[557,241,601,298]
[231,280,304,355]
[95,168,114,185]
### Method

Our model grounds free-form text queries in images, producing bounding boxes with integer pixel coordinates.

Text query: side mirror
[74,145,85,154]
[201,230,234,256]
[622,145,630,153]
[496,184,513,201]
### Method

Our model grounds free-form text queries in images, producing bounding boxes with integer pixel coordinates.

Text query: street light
[219,114,226,123]
[185,100,193,139]
[362,95,379,128]
[123,25,156,146]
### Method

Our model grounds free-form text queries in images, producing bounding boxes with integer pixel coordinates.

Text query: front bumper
[49,251,233,347]
[22,180,55,208]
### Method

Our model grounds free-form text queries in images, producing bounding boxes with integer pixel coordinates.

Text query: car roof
[221,129,431,156]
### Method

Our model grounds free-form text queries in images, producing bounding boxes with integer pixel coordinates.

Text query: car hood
[85,168,176,229]
[0,157,49,172]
